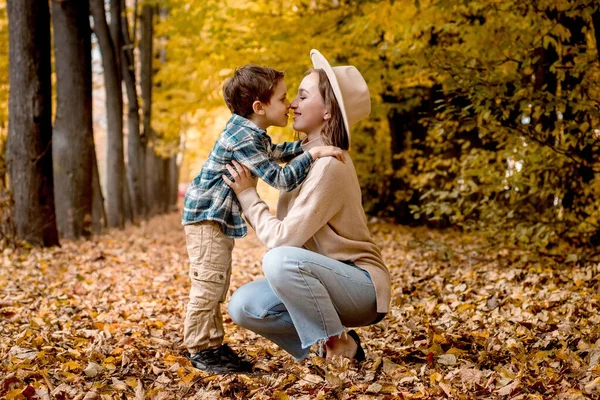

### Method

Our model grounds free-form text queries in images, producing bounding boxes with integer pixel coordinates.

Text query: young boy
[181,65,344,373]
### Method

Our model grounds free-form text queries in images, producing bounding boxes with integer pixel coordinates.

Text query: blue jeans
[228,246,378,360]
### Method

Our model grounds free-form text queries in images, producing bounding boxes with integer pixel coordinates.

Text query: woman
[223,50,390,362]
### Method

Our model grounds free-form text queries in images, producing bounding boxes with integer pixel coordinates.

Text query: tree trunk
[123,168,133,222]
[144,145,156,217]
[110,0,134,224]
[140,4,154,216]
[51,0,93,239]
[168,155,179,210]
[121,0,144,221]
[1,130,15,245]
[6,0,59,247]
[109,0,122,82]
[145,145,165,216]
[90,0,125,229]
[144,145,156,215]
[140,4,153,146]
[157,157,169,214]
[387,107,413,224]
[139,144,147,217]
[165,156,171,213]
[0,130,7,188]
[92,146,107,234]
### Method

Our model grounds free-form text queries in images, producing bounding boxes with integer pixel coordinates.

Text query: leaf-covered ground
[1,212,599,399]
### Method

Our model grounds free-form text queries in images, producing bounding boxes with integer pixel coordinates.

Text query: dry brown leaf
[271,391,290,400]
[83,362,102,378]
[134,379,145,400]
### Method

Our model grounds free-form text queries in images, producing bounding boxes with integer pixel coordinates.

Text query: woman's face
[290,72,327,135]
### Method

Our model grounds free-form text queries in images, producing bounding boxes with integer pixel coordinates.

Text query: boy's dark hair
[223,65,285,118]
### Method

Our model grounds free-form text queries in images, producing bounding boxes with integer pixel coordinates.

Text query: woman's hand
[223,160,258,194]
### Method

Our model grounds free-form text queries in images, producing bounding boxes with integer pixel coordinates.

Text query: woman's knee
[262,246,296,285]
[228,279,278,329]
[228,284,253,327]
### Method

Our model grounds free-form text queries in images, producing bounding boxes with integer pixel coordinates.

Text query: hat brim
[310,49,351,147]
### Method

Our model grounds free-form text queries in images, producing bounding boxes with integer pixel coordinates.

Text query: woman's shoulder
[307,155,357,189]
[311,154,354,175]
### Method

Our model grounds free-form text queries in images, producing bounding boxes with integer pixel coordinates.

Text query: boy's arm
[233,138,313,192]
[270,140,304,163]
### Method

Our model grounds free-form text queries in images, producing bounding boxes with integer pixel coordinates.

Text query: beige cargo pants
[183,221,234,354]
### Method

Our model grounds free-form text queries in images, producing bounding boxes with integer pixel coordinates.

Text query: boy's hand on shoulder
[308,146,346,163]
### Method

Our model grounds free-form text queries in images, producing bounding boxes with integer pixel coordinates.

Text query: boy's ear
[252,100,265,115]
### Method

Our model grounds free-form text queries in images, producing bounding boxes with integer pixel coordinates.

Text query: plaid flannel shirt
[182,114,313,238]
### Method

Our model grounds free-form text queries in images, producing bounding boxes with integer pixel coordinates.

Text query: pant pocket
[189,266,229,309]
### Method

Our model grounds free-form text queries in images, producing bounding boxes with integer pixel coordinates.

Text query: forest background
[1,0,600,258]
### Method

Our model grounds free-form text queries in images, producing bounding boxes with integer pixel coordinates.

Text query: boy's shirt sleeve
[233,137,313,192]
[270,140,304,163]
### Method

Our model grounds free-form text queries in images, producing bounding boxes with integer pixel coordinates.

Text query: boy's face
[261,79,291,128]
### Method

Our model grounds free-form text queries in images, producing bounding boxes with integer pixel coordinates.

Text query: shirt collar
[229,114,266,135]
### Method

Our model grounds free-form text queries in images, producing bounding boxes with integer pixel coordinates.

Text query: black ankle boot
[347,330,365,362]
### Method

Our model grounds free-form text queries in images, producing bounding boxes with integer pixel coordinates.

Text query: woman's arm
[224,159,344,248]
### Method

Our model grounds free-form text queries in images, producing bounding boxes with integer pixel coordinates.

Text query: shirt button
[193,271,198,277]
[219,274,224,280]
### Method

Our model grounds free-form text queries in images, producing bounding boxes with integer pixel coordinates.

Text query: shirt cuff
[237,188,262,211]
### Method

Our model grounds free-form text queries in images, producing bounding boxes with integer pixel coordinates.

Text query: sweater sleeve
[236,159,344,248]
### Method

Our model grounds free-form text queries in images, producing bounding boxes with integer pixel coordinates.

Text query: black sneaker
[186,344,253,374]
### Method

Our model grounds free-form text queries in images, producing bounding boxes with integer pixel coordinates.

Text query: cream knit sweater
[237,137,391,314]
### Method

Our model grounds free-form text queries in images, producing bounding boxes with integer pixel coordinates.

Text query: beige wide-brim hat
[310,49,371,147]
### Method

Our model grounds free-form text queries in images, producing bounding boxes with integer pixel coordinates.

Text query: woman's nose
[290,99,298,109]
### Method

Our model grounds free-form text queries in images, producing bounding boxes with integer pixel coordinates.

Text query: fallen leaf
[301,374,323,385]
[82,391,99,400]
[134,379,145,400]
[497,379,519,396]
[271,391,290,400]
[366,382,382,393]
[438,354,457,366]
[111,378,128,391]
[83,362,102,378]
[326,372,344,389]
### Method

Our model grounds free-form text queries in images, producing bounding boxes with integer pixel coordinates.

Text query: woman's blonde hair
[306,68,349,150]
